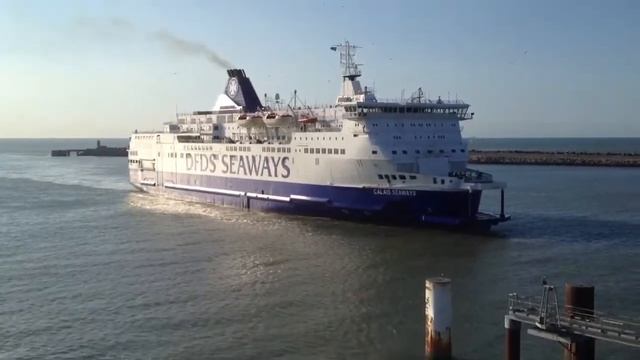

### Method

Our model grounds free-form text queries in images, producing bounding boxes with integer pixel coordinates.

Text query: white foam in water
[126,191,290,227]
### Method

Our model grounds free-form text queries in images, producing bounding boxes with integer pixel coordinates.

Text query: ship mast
[331,41,361,80]
[331,41,372,103]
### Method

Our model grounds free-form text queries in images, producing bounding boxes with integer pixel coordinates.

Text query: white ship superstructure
[128,42,509,228]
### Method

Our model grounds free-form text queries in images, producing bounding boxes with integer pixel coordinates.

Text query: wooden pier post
[504,316,521,360]
[425,277,452,359]
[564,284,595,360]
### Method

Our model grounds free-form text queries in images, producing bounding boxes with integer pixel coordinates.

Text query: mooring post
[564,284,595,360]
[500,188,505,218]
[504,316,521,360]
[425,277,452,360]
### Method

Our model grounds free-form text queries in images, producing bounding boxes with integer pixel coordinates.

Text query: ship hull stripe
[131,170,490,226]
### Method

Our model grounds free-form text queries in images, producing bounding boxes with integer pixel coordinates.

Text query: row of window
[133,135,154,140]
[375,148,466,156]
[177,115,232,125]
[370,122,457,128]
[378,174,451,185]
[263,147,292,153]
[128,159,140,164]
[377,174,418,181]
[371,122,453,128]
[347,106,467,115]
[302,148,346,155]
[129,150,138,156]
[234,135,288,141]
[293,136,345,141]
[389,135,448,140]
[226,145,253,152]
[185,145,213,151]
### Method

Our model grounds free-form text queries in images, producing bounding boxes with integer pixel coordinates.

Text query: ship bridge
[343,99,473,121]
[330,42,473,121]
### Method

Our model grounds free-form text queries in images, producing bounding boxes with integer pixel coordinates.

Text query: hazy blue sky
[1,0,639,138]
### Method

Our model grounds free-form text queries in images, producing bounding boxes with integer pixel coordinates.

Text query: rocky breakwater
[468,150,640,167]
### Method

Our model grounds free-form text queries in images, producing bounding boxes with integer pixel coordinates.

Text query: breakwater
[468,150,640,167]
[51,140,127,157]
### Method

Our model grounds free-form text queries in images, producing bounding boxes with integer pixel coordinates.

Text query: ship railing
[376,98,468,105]
[450,168,493,183]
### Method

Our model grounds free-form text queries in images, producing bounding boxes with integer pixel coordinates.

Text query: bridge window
[399,175,407,180]
[402,150,407,154]
[372,150,378,155]
[392,150,397,155]
[378,174,383,180]
[409,175,417,180]
[433,177,438,184]
[391,175,397,180]
[340,149,345,155]
[334,148,339,154]
[304,148,309,154]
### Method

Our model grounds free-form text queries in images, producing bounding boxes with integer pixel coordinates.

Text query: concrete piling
[564,284,595,360]
[504,316,521,360]
[425,277,452,359]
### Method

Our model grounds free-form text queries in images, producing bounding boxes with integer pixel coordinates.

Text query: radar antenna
[330,41,362,80]
[410,87,425,103]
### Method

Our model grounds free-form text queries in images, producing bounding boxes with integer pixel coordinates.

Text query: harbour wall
[468,150,640,167]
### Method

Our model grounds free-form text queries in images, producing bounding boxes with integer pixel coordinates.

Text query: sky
[1,0,639,138]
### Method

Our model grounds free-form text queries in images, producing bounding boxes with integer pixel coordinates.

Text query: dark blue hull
[131,171,508,228]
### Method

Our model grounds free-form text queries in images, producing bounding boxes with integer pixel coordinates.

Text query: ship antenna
[331,41,361,80]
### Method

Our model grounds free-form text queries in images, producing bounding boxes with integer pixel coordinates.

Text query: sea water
[1,139,639,359]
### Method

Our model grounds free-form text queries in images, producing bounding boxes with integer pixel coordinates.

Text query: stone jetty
[468,150,640,167]
[51,140,127,157]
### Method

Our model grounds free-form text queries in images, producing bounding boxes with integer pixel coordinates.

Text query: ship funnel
[224,69,263,112]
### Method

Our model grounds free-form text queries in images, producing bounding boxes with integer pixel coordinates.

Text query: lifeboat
[237,113,265,127]
[263,112,293,127]
[298,115,318,124]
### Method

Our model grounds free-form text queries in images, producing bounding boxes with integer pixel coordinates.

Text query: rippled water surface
[1,139,639,359]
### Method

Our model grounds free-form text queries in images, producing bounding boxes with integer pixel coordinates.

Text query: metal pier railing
[505,282,640,360]
[507,293,640,348]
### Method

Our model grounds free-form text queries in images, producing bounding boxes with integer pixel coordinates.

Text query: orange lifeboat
[298,115,318,124]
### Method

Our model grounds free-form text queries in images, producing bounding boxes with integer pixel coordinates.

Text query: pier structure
[505,282,640,360]
[425,277,452,359]
[469,150,640,167]
[51,140,127,157]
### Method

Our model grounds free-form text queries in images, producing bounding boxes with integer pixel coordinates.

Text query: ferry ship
[128,42,510,228]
